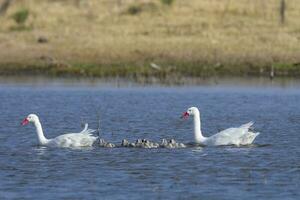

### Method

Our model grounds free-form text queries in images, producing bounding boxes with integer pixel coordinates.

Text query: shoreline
[1,74,300,88]
[1,62,300,79]
[1,0,300,82]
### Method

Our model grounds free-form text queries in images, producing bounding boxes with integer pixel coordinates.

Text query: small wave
[220,143,272,148]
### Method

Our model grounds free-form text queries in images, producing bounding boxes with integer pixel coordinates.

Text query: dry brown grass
[0,0,300,77]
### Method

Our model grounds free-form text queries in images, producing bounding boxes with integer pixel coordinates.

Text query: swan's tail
[239,122,260,145]
[240,131,260,145]
[81,123,88,132]
[80,123,97,136]
[240,121,254,129]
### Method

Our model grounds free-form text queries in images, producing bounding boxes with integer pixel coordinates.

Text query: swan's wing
[217,122,254,137]
[210,128,244,144]
[207,122,255,145]
[52,133,97,147]
[50,133,78,147]
[50,124,98,147]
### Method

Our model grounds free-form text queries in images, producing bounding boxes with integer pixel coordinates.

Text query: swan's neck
[33,120,49,145]
[193,111,206,143]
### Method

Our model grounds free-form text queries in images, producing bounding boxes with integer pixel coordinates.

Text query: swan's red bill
[181,112,189,119]
[21,118,29,125]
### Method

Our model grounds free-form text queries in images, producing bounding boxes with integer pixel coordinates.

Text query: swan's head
[21,114,39,125]
[181,107,199,119]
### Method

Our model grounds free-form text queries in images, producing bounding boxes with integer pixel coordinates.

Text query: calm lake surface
[0,78,299,199]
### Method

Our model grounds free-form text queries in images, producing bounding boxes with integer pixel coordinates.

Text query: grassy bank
[0,0,300,79]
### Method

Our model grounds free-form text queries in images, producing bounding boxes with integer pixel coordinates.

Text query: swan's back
[48,124,98,148]
[205,122,259,146]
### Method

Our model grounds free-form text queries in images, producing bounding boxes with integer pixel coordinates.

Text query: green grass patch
[160,0,175,6]
[12,8,29,24]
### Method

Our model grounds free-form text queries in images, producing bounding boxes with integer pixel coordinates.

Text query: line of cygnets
[21,107,260,148]
[99,138,186,149]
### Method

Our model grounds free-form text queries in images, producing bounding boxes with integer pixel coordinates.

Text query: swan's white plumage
[183,107,260,146]
[22,114,98,148]
[203,122,259,146]
[46,125,98,148]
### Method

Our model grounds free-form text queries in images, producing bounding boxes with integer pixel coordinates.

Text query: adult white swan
[21,114,98,148]
[181,107,259,146]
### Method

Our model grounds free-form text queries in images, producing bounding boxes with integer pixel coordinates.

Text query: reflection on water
[34,146,48,155]
[0,78,299,199]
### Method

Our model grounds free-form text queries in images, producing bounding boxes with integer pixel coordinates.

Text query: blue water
[0,83,299,199]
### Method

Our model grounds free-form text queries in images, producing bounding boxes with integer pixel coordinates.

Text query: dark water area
[0,79,299,199]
